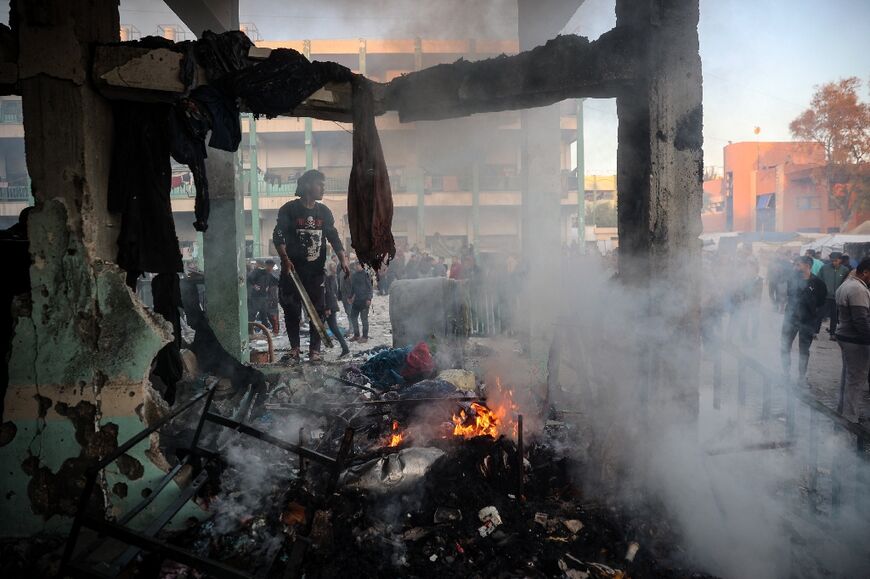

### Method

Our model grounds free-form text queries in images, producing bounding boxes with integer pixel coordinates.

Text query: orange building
[701,141,848,234]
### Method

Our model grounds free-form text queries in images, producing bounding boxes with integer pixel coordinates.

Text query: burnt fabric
[225,49,352,118]
[169,98,212,232]
[348,77,396,270]
[0,226,30,420]
[194,30,254,82]
[279,267,326,352]
[109,102,183,275]
[151,273,183,405]
[398,379,457,400]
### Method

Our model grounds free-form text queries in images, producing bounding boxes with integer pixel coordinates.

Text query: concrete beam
[383,28,641,122]
[164,0,239,37]
[90,29,638,123]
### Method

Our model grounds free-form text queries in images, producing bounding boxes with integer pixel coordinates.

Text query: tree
[790,77,870,226]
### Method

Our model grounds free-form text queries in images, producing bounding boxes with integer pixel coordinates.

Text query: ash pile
[155,343,717,579]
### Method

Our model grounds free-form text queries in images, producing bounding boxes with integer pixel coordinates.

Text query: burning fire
[452,402,503,439]
[387,420,404,447]
[451,377,519,439]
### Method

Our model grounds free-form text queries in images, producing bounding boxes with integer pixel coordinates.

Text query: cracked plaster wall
[0,0,181,537]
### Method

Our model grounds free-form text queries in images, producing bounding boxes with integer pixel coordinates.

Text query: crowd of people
[704,245,870,424]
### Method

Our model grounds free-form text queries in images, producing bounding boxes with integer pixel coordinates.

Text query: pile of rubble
[143,346,718,579]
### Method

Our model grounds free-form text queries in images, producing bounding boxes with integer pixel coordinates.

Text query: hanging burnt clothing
[348,77,396,270]
[108,102,186,403]
[168,94,212,233]
[109,102,183,276]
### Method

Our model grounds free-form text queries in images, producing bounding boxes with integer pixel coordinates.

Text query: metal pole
[249,114,261,258]
[575,99,585,253]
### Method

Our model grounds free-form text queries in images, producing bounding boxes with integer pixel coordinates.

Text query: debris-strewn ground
[144,348,719,579]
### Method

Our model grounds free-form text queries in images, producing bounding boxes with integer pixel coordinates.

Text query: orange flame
[451,377,519,439]
[387,420,404,447]
[452,402,505,439]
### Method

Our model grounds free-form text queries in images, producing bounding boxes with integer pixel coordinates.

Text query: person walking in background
[324,261,350,357]
[767,249,791,312]
[835,259,870,423]
[781,256,828,384]
[840,254,854,271]
[819,252,850,338]
[433,256,448,277]
[349,261,373,343]
[404,253,420,280]
[805,249,824,276]
[247,260,278,330]
[336,255,354,333]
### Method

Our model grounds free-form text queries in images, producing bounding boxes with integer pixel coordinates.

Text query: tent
[800,234,870,258]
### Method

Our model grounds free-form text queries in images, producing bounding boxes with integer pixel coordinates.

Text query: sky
[114,0,870,176]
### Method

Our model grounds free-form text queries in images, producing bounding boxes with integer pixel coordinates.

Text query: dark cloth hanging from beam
[348,77,396,270]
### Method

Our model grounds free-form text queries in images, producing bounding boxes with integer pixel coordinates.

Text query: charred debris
[56,336,717,579]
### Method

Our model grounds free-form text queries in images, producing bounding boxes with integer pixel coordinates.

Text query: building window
[796,196,821,210]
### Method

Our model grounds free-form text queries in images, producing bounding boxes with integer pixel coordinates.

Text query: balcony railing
[167,173,409,200]
[0,184,31,201]
[0,111,23,124]
[0,99,23,124]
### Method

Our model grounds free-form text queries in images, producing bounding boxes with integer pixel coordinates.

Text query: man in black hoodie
[781,255,828,384]
[273,169,349,362]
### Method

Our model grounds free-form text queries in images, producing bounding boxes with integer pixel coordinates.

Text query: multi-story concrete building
[0,30,618,258]
[700,141,863,234]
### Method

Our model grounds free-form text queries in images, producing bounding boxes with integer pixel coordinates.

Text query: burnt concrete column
[203,149,249,360]
[2,0,174,536]
[615,0,703,420]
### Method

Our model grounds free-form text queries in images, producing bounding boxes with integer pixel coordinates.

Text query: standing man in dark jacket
[349,261,373,343]
[835,259,870,423]
[818,252,850,337]
[781,255,828,383]
[273,169,349,362]
[324,261,350,357]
